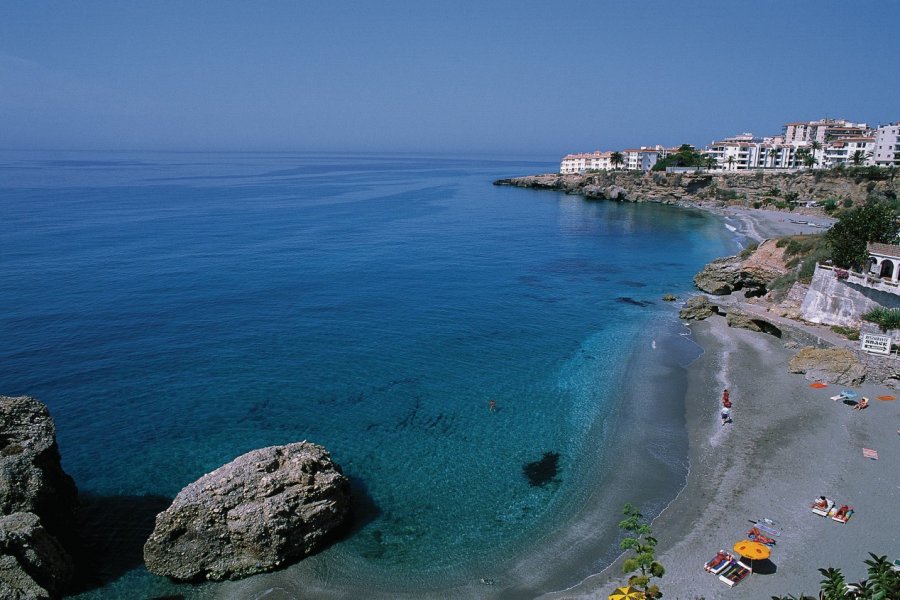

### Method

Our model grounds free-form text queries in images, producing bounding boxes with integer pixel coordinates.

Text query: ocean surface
[0,152,735,598]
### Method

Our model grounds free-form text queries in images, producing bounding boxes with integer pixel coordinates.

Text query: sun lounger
[747,527,776,546]
[752,518,781,537]
[718,560,751,587]
[811,498,834,517]
[863,448,879,460]
[704,551,734,575]
[832,507,854,523]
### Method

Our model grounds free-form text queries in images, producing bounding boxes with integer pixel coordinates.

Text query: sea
[0,151,736,599]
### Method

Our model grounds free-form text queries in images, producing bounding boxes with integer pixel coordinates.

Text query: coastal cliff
[494,170,897,208]
[0,396,78,599]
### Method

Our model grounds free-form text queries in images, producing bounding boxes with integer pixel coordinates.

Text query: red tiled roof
[868,242,900,259]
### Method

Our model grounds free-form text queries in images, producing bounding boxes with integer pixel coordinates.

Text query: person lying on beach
[811,496,829,510]
[704,550,731,572]
[747,526,776,545]
[834,505,852,519]
[853,397,869,410]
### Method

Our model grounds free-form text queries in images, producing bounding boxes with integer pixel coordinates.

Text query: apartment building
[560,151,613,174]
[872,123,900,166]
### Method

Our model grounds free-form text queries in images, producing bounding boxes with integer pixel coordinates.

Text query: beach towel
[718,561,751,587]
[863,448,879,460]
[877,395,896,401]
[810,382,828,389]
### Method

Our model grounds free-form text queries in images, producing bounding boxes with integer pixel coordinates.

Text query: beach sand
[541,313,900,600]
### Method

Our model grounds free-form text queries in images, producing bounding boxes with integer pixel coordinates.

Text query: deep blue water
[0,151,733,597]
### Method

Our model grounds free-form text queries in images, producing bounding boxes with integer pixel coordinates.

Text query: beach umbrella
[733,539,771,571]
[840,390,858,400]
[608,586,645,600]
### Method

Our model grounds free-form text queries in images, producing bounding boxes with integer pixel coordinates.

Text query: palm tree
[725,155,736,171]
[851,149,866,166]
[796,148,813,169]
[769,147,781,168]
[817,567,848,600]
[810,140,822,167]
[610,151,623,170]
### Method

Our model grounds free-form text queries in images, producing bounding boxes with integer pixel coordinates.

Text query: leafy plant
[617,503,664,598]
[862,306,900,331]
[825,200,900,269]
[829,326,860,341]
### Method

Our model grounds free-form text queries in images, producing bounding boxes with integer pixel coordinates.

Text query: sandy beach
[541,207,899,600]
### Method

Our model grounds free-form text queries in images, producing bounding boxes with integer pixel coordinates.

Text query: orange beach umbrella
[733,539,771,561]
[608,586,645,600]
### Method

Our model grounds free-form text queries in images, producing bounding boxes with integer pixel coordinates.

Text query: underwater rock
[523,452,560,487]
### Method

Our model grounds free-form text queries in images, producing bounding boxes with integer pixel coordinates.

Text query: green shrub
[842,198,853,208]
[862,306,900,331]
[823,198,838,213]
[830,325,860,340]
[738,242,759,258]
[752,201,762,209]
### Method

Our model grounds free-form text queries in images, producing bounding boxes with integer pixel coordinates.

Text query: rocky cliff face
[144,441,351,582]
[494,170,897,209]
[0,396,78,599]
[693,239,790,297]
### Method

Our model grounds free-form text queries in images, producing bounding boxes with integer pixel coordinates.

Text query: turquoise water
[0,152,733,597]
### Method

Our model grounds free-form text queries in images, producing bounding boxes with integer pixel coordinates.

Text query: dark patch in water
[621,280,647,288]
[523,452,560,487]
[616,296,652,307]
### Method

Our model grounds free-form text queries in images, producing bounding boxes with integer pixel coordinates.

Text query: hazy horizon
[3,1,899,156]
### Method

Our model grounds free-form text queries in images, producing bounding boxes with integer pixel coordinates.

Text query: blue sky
[2,1,898,155]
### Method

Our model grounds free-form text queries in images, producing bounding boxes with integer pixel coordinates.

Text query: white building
[560,151,613,174]
[872,123,900,167]
[622,146,664,172]
[823,137,875,167]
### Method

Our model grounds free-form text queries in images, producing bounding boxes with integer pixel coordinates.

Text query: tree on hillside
[611,152,623,170]
[616,503,664,599]
[796,148,814,169]
[810,140,822,167]
[650,144,707,171]
[850,149,866,166]
[769,147,781,168]
[825,200,900,268]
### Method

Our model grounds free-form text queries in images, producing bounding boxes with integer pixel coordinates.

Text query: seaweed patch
[523,451,560,487]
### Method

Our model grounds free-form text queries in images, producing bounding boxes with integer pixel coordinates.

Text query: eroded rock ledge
[143,441,351,582]
[0,395,78,599]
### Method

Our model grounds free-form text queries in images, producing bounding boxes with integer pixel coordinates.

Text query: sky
[2,0,899,156]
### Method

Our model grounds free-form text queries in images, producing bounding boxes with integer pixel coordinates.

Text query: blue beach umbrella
[840,390,858,400]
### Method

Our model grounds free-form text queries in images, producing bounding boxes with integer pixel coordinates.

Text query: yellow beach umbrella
[608,586,646,600]
[733,539,771,561]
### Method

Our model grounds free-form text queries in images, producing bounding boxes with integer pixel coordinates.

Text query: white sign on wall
[861,333,892,355]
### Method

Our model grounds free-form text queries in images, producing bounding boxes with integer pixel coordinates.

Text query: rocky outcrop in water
[143,441,351,582]
[0,396,78,599]
[788,347,866,385]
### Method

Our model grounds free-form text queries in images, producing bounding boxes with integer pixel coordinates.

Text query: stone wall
[800,264,900,327]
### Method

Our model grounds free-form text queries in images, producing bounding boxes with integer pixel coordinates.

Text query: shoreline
[214,193,857,599]
[539,208,899,599]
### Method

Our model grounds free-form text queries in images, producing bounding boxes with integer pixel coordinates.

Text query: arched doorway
[880,260,895,279]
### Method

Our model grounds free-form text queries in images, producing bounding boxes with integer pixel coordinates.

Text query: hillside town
[560,118,900,174]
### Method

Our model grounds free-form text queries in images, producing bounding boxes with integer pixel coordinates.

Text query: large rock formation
[144,442,351,582]
[788,347,866,385]
[679,296,720,321]
[725,309,783,337]
[0,396,78,599]
[694,240,791,297]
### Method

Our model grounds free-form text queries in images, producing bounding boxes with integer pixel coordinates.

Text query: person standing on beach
[721,389,732,425]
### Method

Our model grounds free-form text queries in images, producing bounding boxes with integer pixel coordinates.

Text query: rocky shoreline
[493,170,897,209]
[0,395,351,598]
